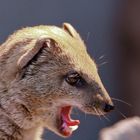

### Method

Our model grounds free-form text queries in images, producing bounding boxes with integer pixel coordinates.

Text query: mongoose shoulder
[0,23,114,140]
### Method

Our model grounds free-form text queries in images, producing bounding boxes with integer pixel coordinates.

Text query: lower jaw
[60,129,72,137]
[59,124,79,137]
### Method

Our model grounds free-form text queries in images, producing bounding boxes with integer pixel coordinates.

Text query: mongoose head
[0,23,114,137]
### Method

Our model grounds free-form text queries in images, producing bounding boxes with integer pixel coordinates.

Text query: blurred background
[0,0,139,139]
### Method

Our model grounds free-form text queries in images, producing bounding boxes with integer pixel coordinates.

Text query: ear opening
[17,37,51,69]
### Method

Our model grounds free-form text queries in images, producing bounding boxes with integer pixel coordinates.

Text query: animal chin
[57,106,80,137]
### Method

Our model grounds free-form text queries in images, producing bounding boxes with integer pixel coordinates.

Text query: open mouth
[58,106,80,137]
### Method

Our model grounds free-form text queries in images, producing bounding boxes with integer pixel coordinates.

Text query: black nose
[104,103,115,112]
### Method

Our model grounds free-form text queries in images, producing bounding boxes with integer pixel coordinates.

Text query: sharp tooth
[69,125,78,131]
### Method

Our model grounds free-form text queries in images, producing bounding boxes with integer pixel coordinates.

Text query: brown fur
[0,23,113,140]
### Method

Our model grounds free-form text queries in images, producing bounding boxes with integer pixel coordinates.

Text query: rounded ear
[63,23,82,40]
[17,37,53,69]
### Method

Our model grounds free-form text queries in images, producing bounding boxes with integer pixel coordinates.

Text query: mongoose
[0,23,114,140]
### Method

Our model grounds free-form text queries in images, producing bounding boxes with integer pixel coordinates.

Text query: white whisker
[86,32,90,42]
[111,97,132,107]
[98,110,110,122]
[116,109,127,119]
[98,61,108,67]
[98,55,105,60]
[92,107,101,120]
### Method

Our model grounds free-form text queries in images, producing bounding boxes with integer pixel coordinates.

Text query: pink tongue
[60,106,80,136]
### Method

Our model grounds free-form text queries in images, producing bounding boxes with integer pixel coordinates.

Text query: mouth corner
[57,106,80,137]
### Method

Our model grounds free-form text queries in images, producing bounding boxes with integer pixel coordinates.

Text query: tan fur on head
[0,23,114,140]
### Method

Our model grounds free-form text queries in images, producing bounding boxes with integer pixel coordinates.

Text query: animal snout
[103,103,115,112]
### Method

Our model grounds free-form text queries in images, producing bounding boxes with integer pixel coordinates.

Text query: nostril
[104,103,115,112]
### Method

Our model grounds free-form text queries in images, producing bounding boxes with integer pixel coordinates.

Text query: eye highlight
[65,71,85,87]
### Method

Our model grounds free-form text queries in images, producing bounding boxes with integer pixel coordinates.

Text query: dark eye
[65,71,84,87]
